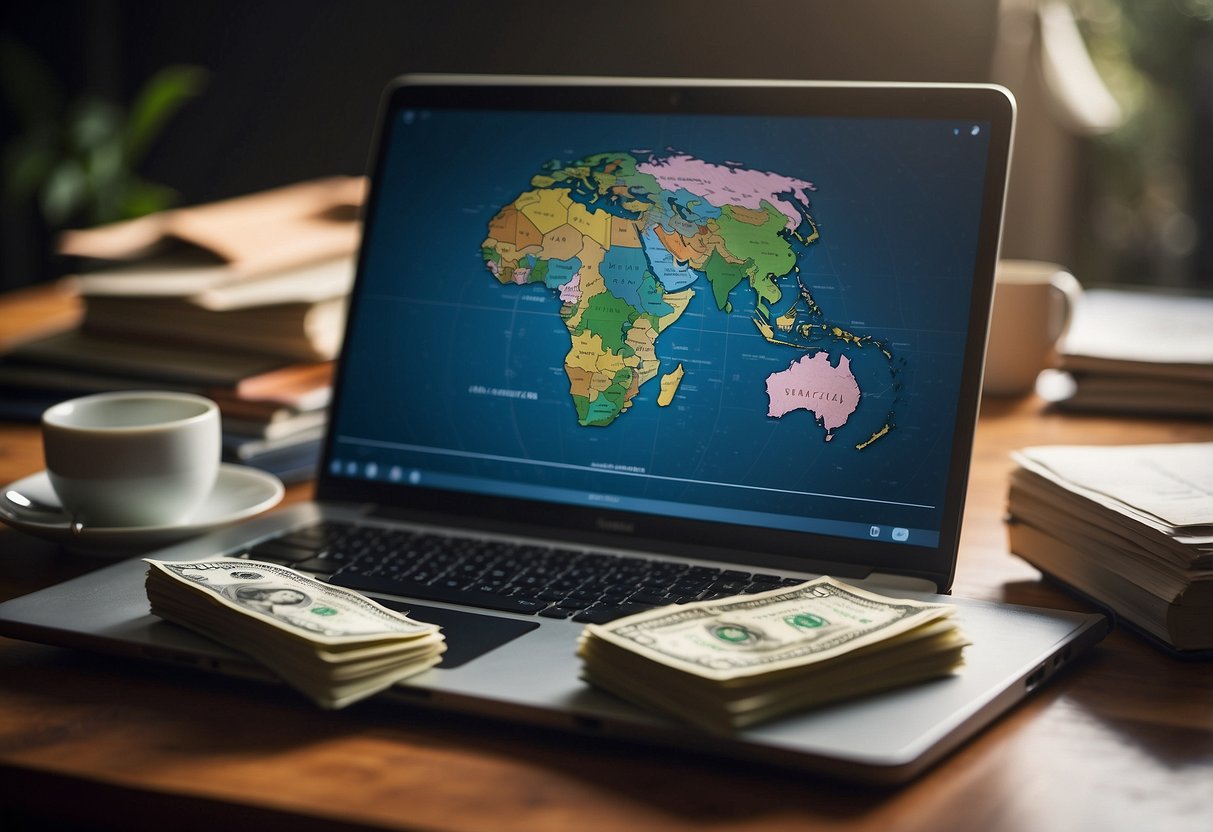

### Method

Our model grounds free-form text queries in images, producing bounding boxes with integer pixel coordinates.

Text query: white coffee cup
[41,391,221,528]
[983,260,1082,397]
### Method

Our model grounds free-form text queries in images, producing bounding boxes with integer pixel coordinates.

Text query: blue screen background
[329,107,992,547]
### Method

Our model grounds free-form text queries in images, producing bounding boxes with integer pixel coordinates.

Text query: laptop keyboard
[240,521,801,624]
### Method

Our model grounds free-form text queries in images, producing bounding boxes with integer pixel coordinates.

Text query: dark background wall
[0,0,1001,290]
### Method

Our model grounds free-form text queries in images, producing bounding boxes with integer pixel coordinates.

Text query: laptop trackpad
[375,599,540,669]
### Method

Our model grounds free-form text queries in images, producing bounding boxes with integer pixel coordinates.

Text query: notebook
[0,75,1107,783]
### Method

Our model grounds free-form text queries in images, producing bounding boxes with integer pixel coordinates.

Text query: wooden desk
[1,286,1211,831]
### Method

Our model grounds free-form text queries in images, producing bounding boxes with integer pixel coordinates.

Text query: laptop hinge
[854,572,943,595]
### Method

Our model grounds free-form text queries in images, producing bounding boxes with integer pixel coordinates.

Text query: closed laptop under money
[0,75,1106,783]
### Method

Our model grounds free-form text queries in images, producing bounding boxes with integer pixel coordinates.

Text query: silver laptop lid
[317,75,1015,592]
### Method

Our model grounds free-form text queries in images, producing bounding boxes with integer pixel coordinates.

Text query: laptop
[0,75,1106,783]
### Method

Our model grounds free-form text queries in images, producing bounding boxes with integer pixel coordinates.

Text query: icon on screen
[869,526,881,538]
[892,528,910,542]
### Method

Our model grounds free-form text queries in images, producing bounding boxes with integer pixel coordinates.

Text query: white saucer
[0,464,284,555]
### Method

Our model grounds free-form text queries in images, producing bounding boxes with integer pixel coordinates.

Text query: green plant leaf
[68,97,123,152]
[118,177,180,220]
[2,45,204,229]
[85,139,127,224]
[40,159,87,226]
[125,64,208,163]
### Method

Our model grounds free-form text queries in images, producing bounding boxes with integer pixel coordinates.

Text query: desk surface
[1,285,1211,831]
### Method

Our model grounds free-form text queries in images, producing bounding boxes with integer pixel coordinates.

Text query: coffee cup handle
[1048,269,1083,343]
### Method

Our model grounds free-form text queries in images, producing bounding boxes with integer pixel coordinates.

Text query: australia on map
[480,149,901,449]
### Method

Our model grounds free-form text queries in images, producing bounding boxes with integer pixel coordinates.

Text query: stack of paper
[578,577,969,733]
[146,558,445,709]
[0,178,363,481]
[209,361,333,481]
[1008,443,1213,652]
[1042,289,1213,416]
[59,176,364,362]
[77,258,351,362]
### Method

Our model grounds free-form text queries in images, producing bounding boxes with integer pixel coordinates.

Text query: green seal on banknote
[785,613,827,630]
[710,624,759,645]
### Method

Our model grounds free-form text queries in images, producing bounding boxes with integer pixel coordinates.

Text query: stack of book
[1039,289,1213,416]
[1007,442,1213,653]
[0,177,365,483]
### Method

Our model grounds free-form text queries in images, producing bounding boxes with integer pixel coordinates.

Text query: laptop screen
[321,77,1013,590]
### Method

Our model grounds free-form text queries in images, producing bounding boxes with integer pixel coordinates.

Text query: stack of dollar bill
[578,576,969,733]
[145,558,445,708]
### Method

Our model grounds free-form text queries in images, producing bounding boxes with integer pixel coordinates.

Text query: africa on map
[480,149,901,449]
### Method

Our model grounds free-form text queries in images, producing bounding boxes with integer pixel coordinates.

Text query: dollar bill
[145,558,445,708]
[578,576,968,732]
[583,576,957,680]
[145,558,439,643]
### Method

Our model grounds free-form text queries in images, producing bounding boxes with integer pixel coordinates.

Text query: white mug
[42,391,221,528]
[983,260,1082,397]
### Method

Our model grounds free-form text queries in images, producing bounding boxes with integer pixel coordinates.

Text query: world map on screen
[481,149,900,449]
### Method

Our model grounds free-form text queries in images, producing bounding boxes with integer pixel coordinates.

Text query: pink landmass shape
[766,353,861,439]
[559,271,582,303]
[636,154,814,230]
